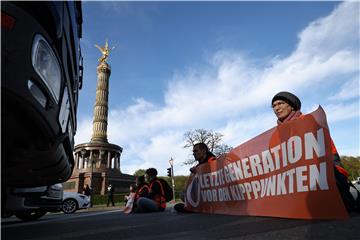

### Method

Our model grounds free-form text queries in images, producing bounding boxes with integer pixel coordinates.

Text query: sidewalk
[79,205,122,212]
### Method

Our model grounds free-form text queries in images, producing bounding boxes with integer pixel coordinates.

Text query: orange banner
[184,106,348,219]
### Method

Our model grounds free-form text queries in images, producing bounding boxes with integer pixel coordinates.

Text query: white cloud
[75,117,92,144]
[329,76,360,101]
[296,1,358,58]
[219,113,275,148]
[76,2,359,176]
[323,101,360,123]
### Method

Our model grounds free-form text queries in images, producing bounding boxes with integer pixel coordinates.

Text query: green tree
[183,129,232,165]
[133,169,146,176]
[158,176,190,199]
[341,156,360,180]
[173,175,190,192]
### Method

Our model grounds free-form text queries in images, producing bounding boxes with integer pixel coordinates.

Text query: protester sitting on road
[175,142,216,213]
[135,175,150,201]
[189,142,217,174]
[129,175,150,212]
[271,91,358,211]
[124,184,137,206]
[135,168,166,213]
[271,91,342,166]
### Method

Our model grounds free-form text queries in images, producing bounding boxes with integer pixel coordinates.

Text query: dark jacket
[107,186,114,196]
[83,187,91,197]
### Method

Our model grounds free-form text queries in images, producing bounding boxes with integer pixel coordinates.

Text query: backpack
[334,167,360,212]
[157,178,174,202]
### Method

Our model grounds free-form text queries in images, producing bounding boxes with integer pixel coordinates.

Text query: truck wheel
[15,210,47,221]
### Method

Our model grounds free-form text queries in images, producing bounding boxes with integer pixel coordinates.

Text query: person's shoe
[174,203,190,213]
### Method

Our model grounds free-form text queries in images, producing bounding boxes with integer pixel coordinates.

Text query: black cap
[272,91,301,111]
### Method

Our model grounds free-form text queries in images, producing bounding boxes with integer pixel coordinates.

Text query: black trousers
[107,195,114,206]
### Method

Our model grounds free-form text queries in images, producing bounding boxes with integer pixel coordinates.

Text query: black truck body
[2,1,83,187]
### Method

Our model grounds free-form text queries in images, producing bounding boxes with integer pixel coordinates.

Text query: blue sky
[76,1,359,176]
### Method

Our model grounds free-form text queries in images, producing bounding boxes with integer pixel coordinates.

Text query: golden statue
[95,39,115,63]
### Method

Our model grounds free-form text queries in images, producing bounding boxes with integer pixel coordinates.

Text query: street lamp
[169,158,175,202]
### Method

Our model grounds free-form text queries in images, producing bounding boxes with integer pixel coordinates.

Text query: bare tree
[183,129,232,165]
[213,144,233,156]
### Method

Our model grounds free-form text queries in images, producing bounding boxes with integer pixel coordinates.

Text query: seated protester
[135,175,150,201]
[130,175,150,212]
[271,91,358,211]
[124,184,137,206]
[190,142,217,174]
[175,142,216,213]
[135,168,166,213]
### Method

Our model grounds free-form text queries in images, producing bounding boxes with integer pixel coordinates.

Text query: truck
[1,1,83,220]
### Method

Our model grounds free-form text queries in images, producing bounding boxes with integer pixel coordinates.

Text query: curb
[78,206,122,212]
[78,202,179,213]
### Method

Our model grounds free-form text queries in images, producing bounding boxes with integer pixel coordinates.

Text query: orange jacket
[149,178,166,210]
[135,184,150,201]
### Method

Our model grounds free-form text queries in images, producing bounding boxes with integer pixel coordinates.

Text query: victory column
[65,40,135,197]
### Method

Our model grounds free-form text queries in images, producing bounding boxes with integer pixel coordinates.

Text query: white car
[3,184,63,221]
[350,181,360,201]
[62,192,90,214]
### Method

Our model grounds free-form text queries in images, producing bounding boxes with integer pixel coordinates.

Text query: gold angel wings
[95,40,115,63]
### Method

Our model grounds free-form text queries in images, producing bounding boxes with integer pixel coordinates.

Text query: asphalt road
[2,207,360,240]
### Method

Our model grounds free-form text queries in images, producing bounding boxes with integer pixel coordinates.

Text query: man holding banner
[190,143,217,174]
[174,143,216,213]
[182,91,352,219]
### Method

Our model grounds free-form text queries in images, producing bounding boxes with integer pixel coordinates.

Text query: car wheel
[15,210,47,221]
[62,198,78,214]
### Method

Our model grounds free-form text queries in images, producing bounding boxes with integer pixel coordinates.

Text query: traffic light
[167,167,172,177]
